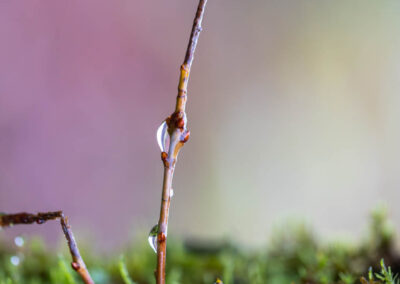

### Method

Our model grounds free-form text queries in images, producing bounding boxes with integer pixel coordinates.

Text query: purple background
[1,1,400,250]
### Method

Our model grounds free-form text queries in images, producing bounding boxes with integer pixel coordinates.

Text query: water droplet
[36,219,45,224]
[156,121,168,152]
[14,236,24,247]
[170,188,174,198]
[10,256,20,266]
[148,224,159,253]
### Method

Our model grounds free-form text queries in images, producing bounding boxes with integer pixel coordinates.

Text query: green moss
[0,206,398,283]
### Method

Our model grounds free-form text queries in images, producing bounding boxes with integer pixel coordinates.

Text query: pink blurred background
[1,1,400,250]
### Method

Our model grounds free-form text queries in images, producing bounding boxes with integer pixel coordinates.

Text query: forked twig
[0,211,94,284]
[155,1,208,283]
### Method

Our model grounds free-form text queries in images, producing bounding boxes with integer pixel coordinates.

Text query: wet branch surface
[155,0,208,283]
[0,211,94,284]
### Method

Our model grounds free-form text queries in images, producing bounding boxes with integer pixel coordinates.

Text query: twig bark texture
[0,211,94,284]
[61,216,94,284]
[156,1,208,283]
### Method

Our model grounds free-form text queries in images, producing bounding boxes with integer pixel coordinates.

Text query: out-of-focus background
[0,0,399,251]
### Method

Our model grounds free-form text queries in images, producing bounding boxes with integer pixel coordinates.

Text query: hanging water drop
[10,256,20,266]
[156,121,169,152]
[170,188,174,198]
[14,236,24,247]
[148,224,159,253]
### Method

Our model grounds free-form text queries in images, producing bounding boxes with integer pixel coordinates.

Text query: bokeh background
[0,0,399,251]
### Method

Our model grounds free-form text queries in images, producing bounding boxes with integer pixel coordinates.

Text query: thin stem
[0,211,63,226]
[60,215,95,284]
[176,0,208,114]
[0,211,94,284]
[156,167,174,282]
[155,0,208,283]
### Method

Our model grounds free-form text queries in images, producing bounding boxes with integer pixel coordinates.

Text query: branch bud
[71,262,81,271]
[161,152,169,168]
[158,232,166,243]
[181,131,190,143]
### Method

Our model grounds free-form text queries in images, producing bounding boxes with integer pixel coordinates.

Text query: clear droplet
[156,121,168,152]
[170,188,174,198]
[10,256,20,266]
[14,236,24,247]
[148,224,159,253]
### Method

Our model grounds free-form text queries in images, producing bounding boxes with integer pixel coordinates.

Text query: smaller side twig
[0,211,94,284]
[0,211,63,226]
[60,215,94,284]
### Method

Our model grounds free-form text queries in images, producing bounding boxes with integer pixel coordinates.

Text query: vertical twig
[0,211,94,284]
[156,1,208,283]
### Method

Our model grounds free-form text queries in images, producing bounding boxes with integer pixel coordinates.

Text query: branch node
[157,232,166,243]
[177,118,185,129]
[161,152,169,168]
[71,262,81,271]
[181,131,190,143]
[180,64,189,72]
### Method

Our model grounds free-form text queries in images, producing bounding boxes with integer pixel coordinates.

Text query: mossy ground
[0,206,398,284]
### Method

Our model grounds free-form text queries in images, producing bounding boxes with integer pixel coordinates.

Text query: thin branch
[176,0,208,114]
[183,0,208,70]
[0,211,63,226]
[60,215,95,284]
[0,211,94,284]
[155,1,208,283]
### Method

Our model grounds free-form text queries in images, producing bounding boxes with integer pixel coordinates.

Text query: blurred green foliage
[0,206,398,284]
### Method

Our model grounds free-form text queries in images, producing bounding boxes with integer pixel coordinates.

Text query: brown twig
[0,211,94,284]
[0,211,63,226]
[155,1,208,283]
[60,215,94,284]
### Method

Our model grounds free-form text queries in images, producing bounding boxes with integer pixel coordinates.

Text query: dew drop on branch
[156,121,168,152]
[170,188,174,198]
[148,224,159,253]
